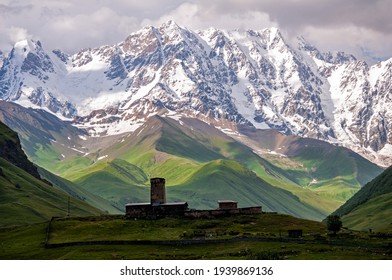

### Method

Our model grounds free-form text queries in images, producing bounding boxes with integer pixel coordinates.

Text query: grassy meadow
[0,214,391,260]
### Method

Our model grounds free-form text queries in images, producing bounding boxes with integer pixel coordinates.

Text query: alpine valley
[0,21,391,223]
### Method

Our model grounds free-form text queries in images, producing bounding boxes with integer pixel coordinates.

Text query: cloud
[302,24,392,61]
[47,7,140,50]
[0,1,141,53]
[191,0,392,60]
[142,2,278,31]
[194,0,392,34]
[7,27,32,43]
[0,0,391,62]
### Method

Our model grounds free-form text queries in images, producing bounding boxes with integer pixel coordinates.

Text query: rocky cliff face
[0,121,41,179]
[0,21,391,166]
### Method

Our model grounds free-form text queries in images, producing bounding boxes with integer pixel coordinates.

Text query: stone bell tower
[150,177,166,205]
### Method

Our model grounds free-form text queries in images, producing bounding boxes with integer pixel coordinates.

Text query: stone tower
[150,178,166,205]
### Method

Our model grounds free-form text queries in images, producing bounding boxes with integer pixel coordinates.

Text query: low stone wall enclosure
[184,207,262,219]
[125,178,262,219]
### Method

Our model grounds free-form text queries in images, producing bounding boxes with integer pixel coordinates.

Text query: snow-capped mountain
[0,21,391,166]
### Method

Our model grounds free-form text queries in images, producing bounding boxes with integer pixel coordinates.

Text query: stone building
[125,178,188,219]
[218,200,238,209]
[150,177,166,205]
[125,177,262,219]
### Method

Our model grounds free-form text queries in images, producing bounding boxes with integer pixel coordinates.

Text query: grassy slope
[168,159,326,221]
[73,159,150,209]
[334,165,392,217]
[237,126,383,203]
[0,158,102,226]
[0,120,103,226]
[340,192,392,232]
[38,167,123,214]
[165,118,383,212]
[225,145,342,214]
[155,118,343,215]
[0,101,89,174]
[332,165,392,232]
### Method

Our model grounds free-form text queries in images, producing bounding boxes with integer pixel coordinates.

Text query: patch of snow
[122,68,162,109]
[266,150,287,157]
[70,147,85,154]
[219,127,240,136]
[309,178,318,185]
[97,155,108,161]
[136,126,145,136]
[378,144,392,157]
[81,91,130,115]
[369,62,384,88]
[69,55,107,73]
[167,61,195,95]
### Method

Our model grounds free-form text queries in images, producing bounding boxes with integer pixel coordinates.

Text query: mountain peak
[260,27,287,49]
[158,20,185,38]
[160,20,180,30]
[13,39,43,55]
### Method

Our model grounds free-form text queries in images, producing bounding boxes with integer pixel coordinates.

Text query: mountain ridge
[1,22,390,166]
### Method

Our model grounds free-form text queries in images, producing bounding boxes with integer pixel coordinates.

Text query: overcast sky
[1,0,391,63]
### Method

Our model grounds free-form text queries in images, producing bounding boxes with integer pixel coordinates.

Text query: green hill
[331,165,392,232]
[38,167,123,214]
[0,121,103,226]
[0,102,384,222]
[238,125,383,204]
[67,117,329,220]
[73,159,150,209]
[168,159,326,220]
[0,158,103,226]
[31,116,382,220]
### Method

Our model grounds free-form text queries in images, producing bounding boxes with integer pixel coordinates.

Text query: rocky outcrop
[0,121,41,179]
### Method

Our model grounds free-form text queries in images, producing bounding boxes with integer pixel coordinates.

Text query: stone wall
[125,203,188,219]
[184,206,262,219]
[126,205,262,219]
